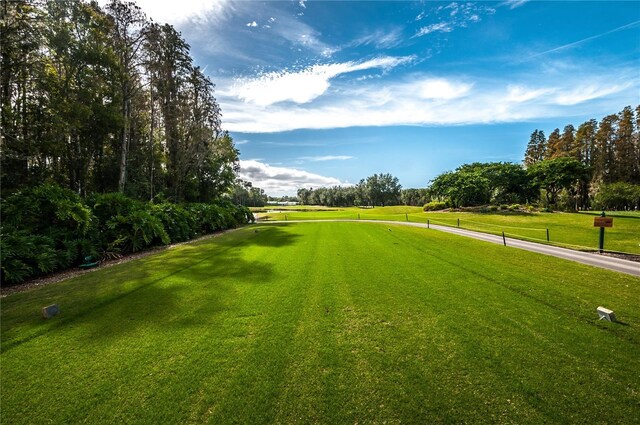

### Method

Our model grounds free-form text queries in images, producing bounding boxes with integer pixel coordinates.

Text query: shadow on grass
[1,230,283,353]
[579,211,640,220]
[247,223,302,248]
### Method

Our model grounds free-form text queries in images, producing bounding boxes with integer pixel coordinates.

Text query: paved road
[267,219,640,277]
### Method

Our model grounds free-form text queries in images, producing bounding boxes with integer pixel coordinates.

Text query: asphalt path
[267,219,640,277]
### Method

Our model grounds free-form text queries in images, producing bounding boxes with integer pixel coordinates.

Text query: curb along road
[264,219,640,277]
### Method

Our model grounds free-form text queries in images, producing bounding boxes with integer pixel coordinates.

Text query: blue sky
[130,0,639,195]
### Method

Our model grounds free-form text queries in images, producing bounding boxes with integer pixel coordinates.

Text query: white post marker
[597,306,616,322]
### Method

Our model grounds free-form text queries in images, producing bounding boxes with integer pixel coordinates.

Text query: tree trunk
[118,96,129,192]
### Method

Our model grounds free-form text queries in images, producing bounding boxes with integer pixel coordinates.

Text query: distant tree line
[230,180,268,207]
[1,0,239,202]
[429,105,640,211]
[296,106,640,211]
[297,173,402,207]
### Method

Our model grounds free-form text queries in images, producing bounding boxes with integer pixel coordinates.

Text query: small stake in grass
[406,213,408,222]
[502,231,506,246]
[546,228,550,242]
[427,219,430,229]
[457,218,460,228]
[597,306,616,322]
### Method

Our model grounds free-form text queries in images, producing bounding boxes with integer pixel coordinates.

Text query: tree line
[295,106,639,211]
[0,0,254,285]
[230,180,268,207]
[297,173,403,207]
[430,105,640,211]
[1,0,239,202]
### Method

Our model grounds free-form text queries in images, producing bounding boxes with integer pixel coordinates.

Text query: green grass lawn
[256,206,640,254]
[2,222,639,423]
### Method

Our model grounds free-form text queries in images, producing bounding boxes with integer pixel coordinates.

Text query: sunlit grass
[2,222,639,423]
[256,206,640,254]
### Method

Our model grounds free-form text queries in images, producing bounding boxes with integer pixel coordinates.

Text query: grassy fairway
[2,223,639,423]
[256,206,640,254]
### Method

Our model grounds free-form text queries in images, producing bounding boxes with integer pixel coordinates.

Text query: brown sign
[594,217,613,228]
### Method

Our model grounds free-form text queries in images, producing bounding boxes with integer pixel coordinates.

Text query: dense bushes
[1,185,96,276]
[423,201,448,211]
[1,185,254,284]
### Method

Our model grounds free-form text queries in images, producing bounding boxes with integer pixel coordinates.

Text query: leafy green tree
[528,157,588,206]
[594,114,618,183]
[524,130,546,167]
[429,170,490,207]
[612,106,636,183]
[559,124,577,158]
[365,173,401,206]
[592,182,640,211]
[0,0,46,191]
[575,119,598,208]
[105,0,147,193]
[429,163,533,207]
[401,188,430,206]
[545,128,562,159]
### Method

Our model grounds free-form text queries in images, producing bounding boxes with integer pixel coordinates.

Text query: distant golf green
[255,206,640,254]
[2,222,639,423]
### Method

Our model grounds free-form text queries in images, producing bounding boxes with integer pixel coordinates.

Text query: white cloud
[414,22,453,37]
[246,21,258,27]
[238,160,345,195]
[229,56,414,106]
[299,0,307,9]
[299,155,355,162]
[505,85,552,103]
[348,28,404,49]
[554,83,631,105]
[219,71,638,133]
[416,79,472,99]
[265,13,336,56]
[99,0,230,25]
[413,2,493,38]
[500,0,530,9]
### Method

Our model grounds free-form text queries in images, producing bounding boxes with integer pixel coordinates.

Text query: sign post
[593,212,613,253]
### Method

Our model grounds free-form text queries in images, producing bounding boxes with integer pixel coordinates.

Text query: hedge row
[0,185,254,285]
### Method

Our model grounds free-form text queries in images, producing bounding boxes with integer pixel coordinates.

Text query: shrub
[2,185,253,284]
[105,209,169,253]
[0,227,58,284]
[151,203,196,242]
[92,193,169,253]
[2,184,93,235]
[423,201,448,211]
[1,184,96,276]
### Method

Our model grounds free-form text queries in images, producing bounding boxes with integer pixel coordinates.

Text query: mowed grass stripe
[1,222,638,424]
